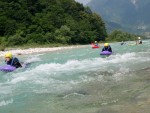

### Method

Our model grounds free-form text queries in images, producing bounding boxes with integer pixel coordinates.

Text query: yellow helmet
[138,37,141,40]
[5,52,13,59]
[95,41,97,43]
[104,43,109,47]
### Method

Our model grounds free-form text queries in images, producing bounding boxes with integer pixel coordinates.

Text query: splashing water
[0,40,150,113]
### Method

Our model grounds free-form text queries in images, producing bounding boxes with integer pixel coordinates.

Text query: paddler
[5,52,22,68]
[138,37,142,44]
[94,41,99,46]
[102,43,112,52]
[121,41,125,45]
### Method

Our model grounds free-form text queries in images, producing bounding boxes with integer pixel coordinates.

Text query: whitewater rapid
[0,40,150,113]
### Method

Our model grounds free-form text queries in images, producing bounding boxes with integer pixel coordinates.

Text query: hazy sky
[75,0,91,5]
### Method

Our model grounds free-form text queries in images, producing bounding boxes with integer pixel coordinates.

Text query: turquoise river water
[0,40,150,113]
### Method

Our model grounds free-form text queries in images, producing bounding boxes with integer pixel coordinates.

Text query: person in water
[121,41,125,45]
[138,37,142,44]
[94,41,99,46]
[5,52,22,68]
[102,43,112,52]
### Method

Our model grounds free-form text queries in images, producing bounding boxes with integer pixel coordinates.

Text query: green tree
[108,30,137,41]
[0,0,107,46]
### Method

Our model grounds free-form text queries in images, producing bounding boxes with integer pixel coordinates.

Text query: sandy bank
[0,45,87,57]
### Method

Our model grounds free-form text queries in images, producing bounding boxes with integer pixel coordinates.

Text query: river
[0,40,150,113]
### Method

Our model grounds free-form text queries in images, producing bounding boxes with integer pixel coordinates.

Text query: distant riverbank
[0,45,87,57]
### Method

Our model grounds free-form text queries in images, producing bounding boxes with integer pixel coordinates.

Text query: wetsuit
[6,57,22,68]
[94,42,98,46]
[95,43,98,46]
[121,42,125,45]
[139,40,142,44]
[102,46,112,52]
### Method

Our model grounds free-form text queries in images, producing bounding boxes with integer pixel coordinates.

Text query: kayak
[91,44,100,49]
[0,65,16,72]
[100,51,112,55]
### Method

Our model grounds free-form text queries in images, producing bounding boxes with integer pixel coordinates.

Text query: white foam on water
[101,99,119,106]
[0,99,13,107]
[113,67,130,81]
[63,93,85,99]
[0,49,149,96]
[24,56,41,64]
[10,76,27,84]
[7,52,142,86]
[0,85,13,95]
[108,52,137,64]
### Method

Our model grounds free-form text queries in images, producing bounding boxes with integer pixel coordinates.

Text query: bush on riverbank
[106,30,138,42]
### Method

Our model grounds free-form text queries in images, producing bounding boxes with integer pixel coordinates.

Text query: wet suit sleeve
[102,47,105,52]
[13,58,22,68]
[5,60,12,65]
[108,46,112,52]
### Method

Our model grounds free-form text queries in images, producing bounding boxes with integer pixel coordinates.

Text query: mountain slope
[88,0,150,33]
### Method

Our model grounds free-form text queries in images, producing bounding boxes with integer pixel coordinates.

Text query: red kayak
[91,44,100,49]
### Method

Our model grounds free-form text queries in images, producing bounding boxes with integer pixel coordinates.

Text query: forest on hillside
[0,0,107,47]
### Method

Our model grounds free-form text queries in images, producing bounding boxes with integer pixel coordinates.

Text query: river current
[0,40,150,113]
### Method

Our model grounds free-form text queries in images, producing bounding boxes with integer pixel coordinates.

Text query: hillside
[0,0,107,47]
[88,0,150,34]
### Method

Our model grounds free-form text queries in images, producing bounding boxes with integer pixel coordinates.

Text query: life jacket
[10,58,14,66]
[104,46,110,51]
[95,43,98,46]
[6,57,15,66]
[139,40,142,44]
